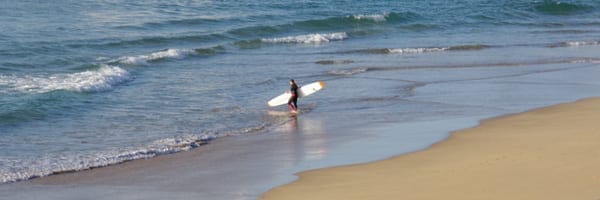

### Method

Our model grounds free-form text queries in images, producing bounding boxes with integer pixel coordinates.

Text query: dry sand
[263,98,600,200]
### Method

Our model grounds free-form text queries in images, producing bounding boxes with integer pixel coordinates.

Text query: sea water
[2,0,600,183]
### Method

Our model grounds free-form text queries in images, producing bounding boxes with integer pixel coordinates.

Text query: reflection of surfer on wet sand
[267,79,325,114]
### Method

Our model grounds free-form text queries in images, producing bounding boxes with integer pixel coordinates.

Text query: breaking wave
[260,32,348,44]
[0,65,131,93]
[0,134,215,184]
[550,40,600,47]
[351,44,490,54]
[114,46,224,65]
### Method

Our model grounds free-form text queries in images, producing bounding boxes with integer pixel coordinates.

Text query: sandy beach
[263,98,600,200]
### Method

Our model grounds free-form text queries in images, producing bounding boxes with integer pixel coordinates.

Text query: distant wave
[0,65,131,93]
[229,12,417,39]
[261,32,348,44]
[352,13,390,22]
[114,46,224,65]
[351,44,490,54]
[67,12,417,50]
[293,11,418,28]
[115,49,194,65]
[550,40,600,48]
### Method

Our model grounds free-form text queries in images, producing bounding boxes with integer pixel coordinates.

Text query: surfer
[288,79,299,112]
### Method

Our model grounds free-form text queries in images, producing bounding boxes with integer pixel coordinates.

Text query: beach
[263,98,600,200]
[2,1,600,199]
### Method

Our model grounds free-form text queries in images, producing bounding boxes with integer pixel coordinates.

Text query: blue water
[2,0,600,183]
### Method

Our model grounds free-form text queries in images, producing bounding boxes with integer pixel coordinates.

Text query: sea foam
[353,13,388,22]
[0,134,215,184]
[388,47,449,54]
[261,32,348,44]
[116,48,195,65]
[0,65,131,93]
[563,40,600,47]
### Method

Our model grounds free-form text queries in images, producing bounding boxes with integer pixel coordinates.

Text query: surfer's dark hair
[290,79,295,83]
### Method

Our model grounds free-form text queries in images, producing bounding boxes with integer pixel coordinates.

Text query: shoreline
[262,97,600,199]
[0,107,485,200]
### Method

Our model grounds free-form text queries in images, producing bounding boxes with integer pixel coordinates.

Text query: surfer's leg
[288,98,296,111]
[292,98,298,110]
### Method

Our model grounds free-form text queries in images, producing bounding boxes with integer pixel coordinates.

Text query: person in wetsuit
[288,79,299,112]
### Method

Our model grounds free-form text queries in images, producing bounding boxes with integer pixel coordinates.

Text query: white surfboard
[267,81,325,107]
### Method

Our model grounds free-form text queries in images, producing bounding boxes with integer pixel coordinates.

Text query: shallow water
[2,0,600,184]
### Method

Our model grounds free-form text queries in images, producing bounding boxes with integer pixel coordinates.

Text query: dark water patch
[315,60,354,65]
[68,33,229,50]
[227,25,281,38]
[194,45,226,56]
[398,23,438,31]
[0,91,83,126]
[107,33,229,47]
[210,106,242,113]
[233,39,264,49]
[533,0,593,15]
[2,62,36,69]
[141,17,222,28]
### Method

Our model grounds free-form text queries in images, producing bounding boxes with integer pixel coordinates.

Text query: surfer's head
[289,79,295,85]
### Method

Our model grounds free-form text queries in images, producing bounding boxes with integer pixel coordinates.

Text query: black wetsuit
[288,84,298,111]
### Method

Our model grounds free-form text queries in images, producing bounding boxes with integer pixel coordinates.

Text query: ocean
[2,0,600,184]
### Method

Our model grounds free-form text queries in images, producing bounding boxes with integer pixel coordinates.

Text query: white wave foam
[563,40,600,47]
[0,64,131,93]
[261,32,348,44]
[0,134,215,184]
[388,47,448,54]
[353,13,387,22]
[327,68,369,76]
[116,48,195,65]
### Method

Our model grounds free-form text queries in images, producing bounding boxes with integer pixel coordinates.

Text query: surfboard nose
[318,81,325,88]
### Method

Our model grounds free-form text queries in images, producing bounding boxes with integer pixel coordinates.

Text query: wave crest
[115,49,195,65]
[557,40,600,47]
[261,32,348,44]
[350,44,490,54]
[114,46,225,65]
[0,65,131,93]
[352,13,388,22]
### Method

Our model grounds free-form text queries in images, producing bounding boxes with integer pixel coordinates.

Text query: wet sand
[263,98,600,200]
